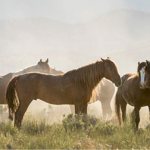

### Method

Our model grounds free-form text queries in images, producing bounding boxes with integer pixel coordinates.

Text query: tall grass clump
[22,118,49,135]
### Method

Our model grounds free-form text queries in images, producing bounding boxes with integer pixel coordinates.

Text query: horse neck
[72,61,104,91]
[88,62,104,90]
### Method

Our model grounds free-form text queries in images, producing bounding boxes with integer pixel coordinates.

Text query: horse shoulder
[122,74,141,104]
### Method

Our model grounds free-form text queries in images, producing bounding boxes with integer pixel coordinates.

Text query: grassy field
[0,114,150,149]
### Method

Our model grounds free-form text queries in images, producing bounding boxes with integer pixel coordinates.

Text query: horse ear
[40,59,42,63]
[138,62,140,65]
[146,60,150,65]
[101,58,104,61]
[45,58,49,64]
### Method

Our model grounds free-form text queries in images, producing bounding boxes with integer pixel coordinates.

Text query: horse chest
[139,91,150,106]
[122,87,150,106]
[122,86,138,106]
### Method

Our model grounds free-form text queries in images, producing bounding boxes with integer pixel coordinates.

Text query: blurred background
[0,0,150,125]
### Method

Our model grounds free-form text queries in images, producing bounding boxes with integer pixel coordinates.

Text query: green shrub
[62,114,98,131]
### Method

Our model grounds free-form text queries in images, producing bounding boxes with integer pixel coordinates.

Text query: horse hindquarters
[14,98,32,129]
[6,77,19,120]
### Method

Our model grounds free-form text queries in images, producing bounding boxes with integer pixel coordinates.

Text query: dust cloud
[0,7,150,127]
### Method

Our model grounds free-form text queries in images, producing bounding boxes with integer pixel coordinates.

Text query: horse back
[15,73,44,100]
[121,73,134,84]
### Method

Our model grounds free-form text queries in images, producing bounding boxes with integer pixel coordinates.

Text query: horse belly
[140,97,150,106]
[38,86,75,105]
[122,89,135,106]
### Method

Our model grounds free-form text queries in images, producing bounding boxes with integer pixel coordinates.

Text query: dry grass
[0,114,150,149]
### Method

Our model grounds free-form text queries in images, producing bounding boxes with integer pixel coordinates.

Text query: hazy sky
[0,0,150,23]
[0,0,150,75]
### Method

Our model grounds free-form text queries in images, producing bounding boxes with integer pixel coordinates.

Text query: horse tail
[115,88,122,125]
[6,76,20,121]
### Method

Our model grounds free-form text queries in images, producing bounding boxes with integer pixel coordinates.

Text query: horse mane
[64,61,104,90]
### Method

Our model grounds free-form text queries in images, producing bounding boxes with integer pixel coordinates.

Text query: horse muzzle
[140,84,150,89]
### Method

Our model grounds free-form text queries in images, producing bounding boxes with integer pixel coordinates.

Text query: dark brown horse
[115,61,150,130]
[6,58,121,128]
[0,59,50,104]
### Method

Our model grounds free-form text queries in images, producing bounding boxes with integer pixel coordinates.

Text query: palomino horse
[70,78,115,118]
[115,61,150,130]
[0,59,50,104]
[6,58,121,128]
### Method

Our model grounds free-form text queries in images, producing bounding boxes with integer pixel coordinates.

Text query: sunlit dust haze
[0,0,150,125]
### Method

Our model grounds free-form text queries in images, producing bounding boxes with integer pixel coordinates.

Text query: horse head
[37,58,50,74]
[143,60,150,89]
[138,61,150,89]
[101,58,121,87]
[138,61,146,89]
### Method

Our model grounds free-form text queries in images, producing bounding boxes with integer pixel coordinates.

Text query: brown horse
[0,59,50,104]
[69,78,115,118]
[115,61,150,130]
[49,65,115,118]
[6,58,121,128]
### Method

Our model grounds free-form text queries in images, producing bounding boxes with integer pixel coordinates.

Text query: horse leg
[131,106,141,131]
[82,103,88,114]
[115,88,126,125]
[75,102,88,115]
[148,106,150,120]
[69,105,75,114]
[101,100,112,118]
[14,99,32,129]
[120,99,127,123]
[75,104,80,114]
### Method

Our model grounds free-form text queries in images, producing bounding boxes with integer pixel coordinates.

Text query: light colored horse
[6,58,121,128]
